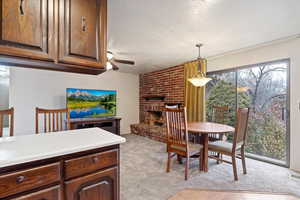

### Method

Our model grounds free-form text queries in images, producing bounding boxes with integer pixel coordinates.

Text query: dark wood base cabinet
[0,145,120,200]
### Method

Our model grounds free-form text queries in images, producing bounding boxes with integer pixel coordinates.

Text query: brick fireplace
[131,65,185,142]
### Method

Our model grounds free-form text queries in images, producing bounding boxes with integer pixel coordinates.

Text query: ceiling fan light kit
[188,43,212,87]
[106,51,135,71]
[107,51,114,60]
[106,61,113,70]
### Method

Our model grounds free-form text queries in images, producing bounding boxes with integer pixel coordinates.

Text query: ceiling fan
[106,51,135,71]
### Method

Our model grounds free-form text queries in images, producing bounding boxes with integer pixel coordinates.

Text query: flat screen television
[67,88,117,119]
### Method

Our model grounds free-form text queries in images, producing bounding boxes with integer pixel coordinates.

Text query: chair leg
[167,152,172,173]
[199,151,203,171]
[232,155,238,181]
[185,156,190,180]
[241,147,247,174]
[217,153,220,164]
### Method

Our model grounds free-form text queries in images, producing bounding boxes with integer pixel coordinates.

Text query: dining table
[187,122,235,172]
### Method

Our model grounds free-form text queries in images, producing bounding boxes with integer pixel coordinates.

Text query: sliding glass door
[206,59,290,166]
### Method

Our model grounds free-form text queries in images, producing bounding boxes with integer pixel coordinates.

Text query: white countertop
[0,128,126,168]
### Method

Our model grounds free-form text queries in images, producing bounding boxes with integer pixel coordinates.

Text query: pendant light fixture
[188,44,212,87]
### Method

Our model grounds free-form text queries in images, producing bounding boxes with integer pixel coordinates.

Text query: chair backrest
[164,107,189,149]
[0,107,14,137]
[212,105,229,124]
[233,108,250,150]
[36,107,70,134]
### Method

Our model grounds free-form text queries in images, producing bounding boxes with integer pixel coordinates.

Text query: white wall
[207,37,300,172]
[9,68,139,135]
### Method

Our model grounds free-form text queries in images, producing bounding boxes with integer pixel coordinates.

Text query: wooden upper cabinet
[59,0,107,68]
[0,0,55,61]
[0,0,107,73]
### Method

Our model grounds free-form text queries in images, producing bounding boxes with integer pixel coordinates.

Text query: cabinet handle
[16,175,25,184]
[92,156,99,163]
[81,16,87,32]
[20,0,25,15]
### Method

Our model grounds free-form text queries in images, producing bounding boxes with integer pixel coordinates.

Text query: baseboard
[290,170,300,179]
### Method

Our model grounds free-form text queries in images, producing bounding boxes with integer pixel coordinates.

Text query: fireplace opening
[146,110,164,126]
[131,95,183,143]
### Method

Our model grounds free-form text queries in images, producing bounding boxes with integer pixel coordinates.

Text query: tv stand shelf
[70,117,121,135]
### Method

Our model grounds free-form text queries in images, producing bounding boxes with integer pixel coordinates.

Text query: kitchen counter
[0,127,125,199]
[0,127,126,168]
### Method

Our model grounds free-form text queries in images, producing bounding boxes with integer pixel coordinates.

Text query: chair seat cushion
[171,143,203,154]
[208,141,241,153]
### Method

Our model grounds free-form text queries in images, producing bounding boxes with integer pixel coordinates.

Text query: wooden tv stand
[70,117,121,135]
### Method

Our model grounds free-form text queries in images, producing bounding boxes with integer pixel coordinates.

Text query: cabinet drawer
[0,163,60,198]
[64,149,118,179]
[12,186,61,200]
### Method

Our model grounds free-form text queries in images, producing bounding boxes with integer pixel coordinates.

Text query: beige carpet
[120,134,300,200]
[169,189,300,200]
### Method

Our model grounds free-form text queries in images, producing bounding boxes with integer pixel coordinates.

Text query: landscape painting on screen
[67,88,117,119]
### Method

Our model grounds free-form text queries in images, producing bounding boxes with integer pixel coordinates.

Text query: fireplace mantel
[143,95,166,101]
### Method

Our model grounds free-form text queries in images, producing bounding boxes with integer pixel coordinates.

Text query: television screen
[67,88,117,119]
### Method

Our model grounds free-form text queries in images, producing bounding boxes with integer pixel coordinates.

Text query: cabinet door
[0,0,55,61]
[65,167,118,200]
[59,0,107,68]
[13,186,61,200]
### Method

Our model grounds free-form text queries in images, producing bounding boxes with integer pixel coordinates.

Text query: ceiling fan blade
[110,61,119,71]
[113,58,135,65]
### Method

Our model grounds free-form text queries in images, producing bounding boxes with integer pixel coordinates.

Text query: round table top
[187,122,235,134]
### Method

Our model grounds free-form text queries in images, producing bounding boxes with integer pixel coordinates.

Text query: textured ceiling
[107,0,300,74]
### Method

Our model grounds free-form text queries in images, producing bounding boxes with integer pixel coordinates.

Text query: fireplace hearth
[131,95,182,142]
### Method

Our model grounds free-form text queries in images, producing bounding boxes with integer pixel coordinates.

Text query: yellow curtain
[184,60,206,122]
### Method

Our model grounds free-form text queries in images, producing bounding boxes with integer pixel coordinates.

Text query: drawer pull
[92,157,99,163]
[16,175,25,184]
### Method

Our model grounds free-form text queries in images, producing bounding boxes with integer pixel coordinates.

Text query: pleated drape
[184,60,206,122]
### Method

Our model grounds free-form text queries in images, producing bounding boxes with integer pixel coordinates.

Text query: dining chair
[0,107,14,137]
[208,108,250,181]
[208,105,229,162]
[35,107,70,134]
[165,107,203,180]
[209,105,229,141]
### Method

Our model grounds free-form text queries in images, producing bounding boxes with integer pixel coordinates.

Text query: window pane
[206,71,236,128]
[237,61,288,162]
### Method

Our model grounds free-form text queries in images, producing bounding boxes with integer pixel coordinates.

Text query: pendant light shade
[188,74,212,87]
[188,44,212,87]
